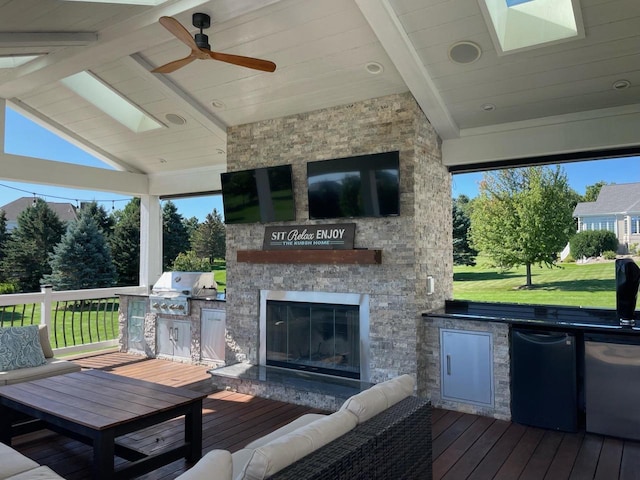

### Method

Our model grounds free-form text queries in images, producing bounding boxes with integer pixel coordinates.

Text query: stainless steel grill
[149,272,216,316]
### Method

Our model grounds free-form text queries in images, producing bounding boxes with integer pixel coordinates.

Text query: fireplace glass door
[266,300,360,379]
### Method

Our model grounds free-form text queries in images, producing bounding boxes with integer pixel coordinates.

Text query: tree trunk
[526,263,532,287]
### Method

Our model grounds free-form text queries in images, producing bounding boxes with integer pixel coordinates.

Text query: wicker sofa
[177,375,432,480]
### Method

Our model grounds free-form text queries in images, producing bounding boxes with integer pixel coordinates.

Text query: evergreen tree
[110,198,140,286]
[452,195,477,266]
[44,208,116,290]
[470,166,575,287]
[191,209,226,262]
[2,199,66,292]
[162,200,190,270]
[80,201,115,241]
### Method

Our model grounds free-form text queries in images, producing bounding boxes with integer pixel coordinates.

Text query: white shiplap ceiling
[0,0,639,196]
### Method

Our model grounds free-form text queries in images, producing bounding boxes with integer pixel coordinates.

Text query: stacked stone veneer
[222,92,452,404]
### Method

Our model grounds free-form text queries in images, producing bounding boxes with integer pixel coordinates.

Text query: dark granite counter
[424,300,640,334]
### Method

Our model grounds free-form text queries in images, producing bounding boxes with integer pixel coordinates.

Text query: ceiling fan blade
[151,54,197,74]
[159,16,198,51]
[207,50,276,72]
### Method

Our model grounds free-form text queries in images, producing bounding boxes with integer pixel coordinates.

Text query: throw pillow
[0,325,47,372]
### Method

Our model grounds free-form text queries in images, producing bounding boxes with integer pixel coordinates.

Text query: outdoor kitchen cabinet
[440,328,493,407]
[157,318,191,359]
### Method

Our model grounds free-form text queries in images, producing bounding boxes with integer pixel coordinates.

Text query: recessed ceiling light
[481,103,496,112]
[365,62,384,75]
[448,42,482,64]
[211,100,226,109]
[612,79,631,90]
[165,113,186,125]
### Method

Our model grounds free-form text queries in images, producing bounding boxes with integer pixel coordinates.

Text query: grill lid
[151,271,216,297]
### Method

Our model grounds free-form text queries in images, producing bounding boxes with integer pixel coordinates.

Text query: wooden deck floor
[8,351,640,479]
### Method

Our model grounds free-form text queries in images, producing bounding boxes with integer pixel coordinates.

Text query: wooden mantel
[237,249,382,265]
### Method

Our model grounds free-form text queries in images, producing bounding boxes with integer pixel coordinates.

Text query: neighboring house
[0,197,77,232]
[573,183,640,253]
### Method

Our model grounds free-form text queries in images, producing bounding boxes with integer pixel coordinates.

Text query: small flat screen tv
[221,164,295,224]
[307,151,400,220]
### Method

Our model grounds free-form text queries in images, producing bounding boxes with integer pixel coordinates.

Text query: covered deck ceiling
[0,0,639,200]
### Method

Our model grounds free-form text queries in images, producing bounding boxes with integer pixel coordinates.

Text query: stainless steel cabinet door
[441,329,493,406]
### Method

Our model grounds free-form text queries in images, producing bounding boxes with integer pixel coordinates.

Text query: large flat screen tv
[307,151,400,220]
[221,164,295,224]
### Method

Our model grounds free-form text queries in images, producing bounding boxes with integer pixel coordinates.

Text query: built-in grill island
[118,271,226,366]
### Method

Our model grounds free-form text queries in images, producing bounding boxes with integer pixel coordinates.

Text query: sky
[1,107,639,220]
[1,107,224,222]
[452,156,640,199]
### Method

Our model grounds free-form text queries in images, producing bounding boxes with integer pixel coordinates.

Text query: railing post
[40,285,53,329]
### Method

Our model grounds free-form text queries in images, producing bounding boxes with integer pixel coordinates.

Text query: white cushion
[37,325,54,359]
[339,375,415,424]
[294,410,357,449]
[232,449,255,479]
[0,358,81,386]
[372,374,415,407]
[0,442,40,478]
[238,432,314,480]
[174,450,233,480]
[339,385,388,424]
[6,465,66,479]
[244,413,327,449]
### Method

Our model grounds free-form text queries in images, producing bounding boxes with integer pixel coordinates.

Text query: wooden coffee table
[0,370,207,480]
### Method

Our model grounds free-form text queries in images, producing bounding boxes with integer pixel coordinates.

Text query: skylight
[60,0,169,5]
[0,55,40,69]
[480,0,584,54]
[61,71,163,133]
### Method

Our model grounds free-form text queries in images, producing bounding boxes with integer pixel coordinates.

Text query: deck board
[8,351,640,479]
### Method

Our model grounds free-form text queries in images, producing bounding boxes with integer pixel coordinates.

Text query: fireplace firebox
[260,290,370,381]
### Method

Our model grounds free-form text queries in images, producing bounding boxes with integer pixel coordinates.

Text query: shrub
[630,243,639,255]
[570,230,619,259]
[602,250,617,260]
[170,250,213,272]
[0,283,17,294]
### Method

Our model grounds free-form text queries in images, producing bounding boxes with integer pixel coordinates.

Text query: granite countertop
[424,300,640,334]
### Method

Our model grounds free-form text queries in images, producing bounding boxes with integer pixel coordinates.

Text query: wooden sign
[263,223,355,250]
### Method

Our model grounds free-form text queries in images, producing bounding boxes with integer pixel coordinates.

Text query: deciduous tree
[470,166,575,287]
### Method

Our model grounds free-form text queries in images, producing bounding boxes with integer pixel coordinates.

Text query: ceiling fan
[152,13,276,74]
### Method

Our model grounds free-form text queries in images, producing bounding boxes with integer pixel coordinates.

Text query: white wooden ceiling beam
[354,0,459,140]
[0,152,148,196]
[0,33,97,48]
[125,54,227,141]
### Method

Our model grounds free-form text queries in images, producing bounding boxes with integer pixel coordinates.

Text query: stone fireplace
[216,92,452,408]
[260,290,370,380]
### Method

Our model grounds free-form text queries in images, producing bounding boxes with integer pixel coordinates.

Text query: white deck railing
[0,285,147,356]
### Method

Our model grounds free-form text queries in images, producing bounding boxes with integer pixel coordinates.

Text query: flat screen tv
[307,151,400,219]
[221,164,295,224]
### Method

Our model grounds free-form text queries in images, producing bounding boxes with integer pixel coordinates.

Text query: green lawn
[454,259,618,308]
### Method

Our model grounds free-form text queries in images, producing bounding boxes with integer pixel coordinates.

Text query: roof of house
[573,183,640,217]
[0,197,78,224]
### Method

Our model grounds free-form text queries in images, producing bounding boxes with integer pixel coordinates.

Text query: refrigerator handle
[446,355,451,375]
